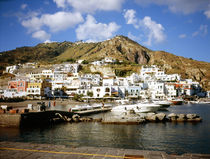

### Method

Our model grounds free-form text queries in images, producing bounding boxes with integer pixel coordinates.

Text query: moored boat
[111,103,161,114]
[152,100,172,109]
[170,99,183,105]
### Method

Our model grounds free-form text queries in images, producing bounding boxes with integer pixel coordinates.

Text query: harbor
[1,103,210,155]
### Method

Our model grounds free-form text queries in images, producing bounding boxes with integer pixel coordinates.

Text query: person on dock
[48,101,51,108]
[40,102,46,111]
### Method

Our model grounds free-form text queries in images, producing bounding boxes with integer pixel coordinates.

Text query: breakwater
[0,107,202,127]
[0,110,74,127]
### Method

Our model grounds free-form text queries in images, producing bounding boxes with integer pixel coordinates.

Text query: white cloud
[21,16,43,32]
[179,34,187,38]
[135,0,210,14]
[128,32,141,41]
[53,0,66,8]
[53,0,124,13]
[21,4,27,10]
[192,25,208,37]
[32,30,51,41]
[41,12,84,32]
[21,11,84,41]
[124,9,139,28]
[22,11,83,33]
[204,10,210,19]
[76,15,120,42]
[141,16,165,46]
[124,9,166,46]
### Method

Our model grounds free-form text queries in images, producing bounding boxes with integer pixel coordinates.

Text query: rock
[72,114,80,122]
[156,113,166,121]
[168,113,177,118]
[186,114,197,119]
[168,113,177,121]
[187,117,202,122]
[145,113,157,122]
[177,114,186,122]
[92,118,102,122]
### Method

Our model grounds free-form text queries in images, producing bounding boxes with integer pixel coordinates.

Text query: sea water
[0,104,210,154]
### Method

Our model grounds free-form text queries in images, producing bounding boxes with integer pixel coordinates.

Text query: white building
[3,89,27,98]
[147,81,166,99]
[165,83,177,98]
[5,65,20,74]
[92,86,112,98]
[103,77,114,86]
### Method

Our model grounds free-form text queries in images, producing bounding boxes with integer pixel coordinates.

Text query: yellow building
[27,80,51,99]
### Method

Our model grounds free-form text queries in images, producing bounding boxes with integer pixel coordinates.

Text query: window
[105,88,110,92]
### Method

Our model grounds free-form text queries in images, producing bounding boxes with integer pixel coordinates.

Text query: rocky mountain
[0,35,209,90]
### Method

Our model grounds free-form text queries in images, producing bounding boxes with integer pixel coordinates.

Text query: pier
[0,107,112,127]
[0,110,74,127]
[75,108,111,116]
[1,141,210,159]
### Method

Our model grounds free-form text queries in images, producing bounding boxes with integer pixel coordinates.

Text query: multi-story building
[27,80,52,99]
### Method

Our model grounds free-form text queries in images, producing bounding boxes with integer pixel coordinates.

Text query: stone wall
[0,114,21,127]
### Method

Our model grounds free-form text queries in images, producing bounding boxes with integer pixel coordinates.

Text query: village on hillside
[0,57,209,101]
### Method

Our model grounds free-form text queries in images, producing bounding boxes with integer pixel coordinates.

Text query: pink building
[8,80,28,92]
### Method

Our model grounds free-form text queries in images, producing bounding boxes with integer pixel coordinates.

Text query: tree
[73,94,83,101]
[87,91,93,97]
[82,60,89,64]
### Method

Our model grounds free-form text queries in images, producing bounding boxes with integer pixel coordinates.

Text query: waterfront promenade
[0,141,210,159]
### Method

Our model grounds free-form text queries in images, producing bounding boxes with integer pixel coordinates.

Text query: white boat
[152,100,172,109]
[115,99,130,105]
[111,103,161,114]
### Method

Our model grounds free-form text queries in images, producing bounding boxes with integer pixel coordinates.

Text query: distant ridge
[0,35,209,90]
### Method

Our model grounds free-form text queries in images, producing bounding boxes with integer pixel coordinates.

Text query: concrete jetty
[0,110,74,127]
[0,141,210,159]
[75,108,112,116]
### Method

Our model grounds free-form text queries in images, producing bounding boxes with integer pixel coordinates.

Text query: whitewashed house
[104,57,116,64]
[3,89,27,98]
[147,81,166,99]
[42,70,53,79]
[92,86,112,98]
[126,86,142,98]
[103,77,114,86]
[165,83,177,98]
[5,65,20,74]
[91,60,104,66]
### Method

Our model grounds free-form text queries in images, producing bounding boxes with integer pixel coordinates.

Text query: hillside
[0,35,209,90]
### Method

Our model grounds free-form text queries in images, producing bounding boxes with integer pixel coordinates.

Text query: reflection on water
[0,104,210,154]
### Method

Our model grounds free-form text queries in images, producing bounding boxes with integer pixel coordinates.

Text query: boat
[111,103,161,114]
[170,98,184,105]
[152,100,172,109]
[115,99,130,105]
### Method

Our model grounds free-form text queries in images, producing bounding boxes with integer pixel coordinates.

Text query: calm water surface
[0,104,210,154]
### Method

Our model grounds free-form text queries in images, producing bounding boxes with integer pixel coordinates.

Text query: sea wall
[0,114,21,127]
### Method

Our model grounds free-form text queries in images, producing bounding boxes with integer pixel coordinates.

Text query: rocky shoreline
[69,111,202,125]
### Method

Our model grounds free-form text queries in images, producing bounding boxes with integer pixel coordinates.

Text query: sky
[0,0,210,62]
